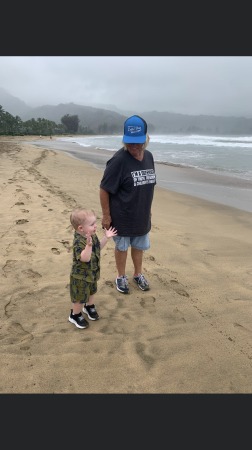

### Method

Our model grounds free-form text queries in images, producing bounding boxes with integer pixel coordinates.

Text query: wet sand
[31,137,252,213]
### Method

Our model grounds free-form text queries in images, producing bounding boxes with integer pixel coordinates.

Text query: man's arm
[100,188,112,229]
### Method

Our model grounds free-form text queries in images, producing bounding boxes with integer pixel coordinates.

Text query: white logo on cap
[128,126,142,134]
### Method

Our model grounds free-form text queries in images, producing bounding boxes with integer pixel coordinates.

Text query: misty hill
[0,87,32,117]
[21,103,127,134]
[141,111,252,135]
[1,86,252,135]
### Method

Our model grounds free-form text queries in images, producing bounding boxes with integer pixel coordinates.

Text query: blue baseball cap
[123,115,147,144]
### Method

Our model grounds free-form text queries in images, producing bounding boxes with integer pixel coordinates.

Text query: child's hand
[105,226,117,238]
[85,233,93,247]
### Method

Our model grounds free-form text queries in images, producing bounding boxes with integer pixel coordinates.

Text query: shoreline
[29,137,252,213]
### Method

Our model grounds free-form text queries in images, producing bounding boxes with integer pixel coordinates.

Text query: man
[100,115,156,294]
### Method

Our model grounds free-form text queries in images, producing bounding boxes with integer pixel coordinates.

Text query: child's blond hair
[70,208,95,230]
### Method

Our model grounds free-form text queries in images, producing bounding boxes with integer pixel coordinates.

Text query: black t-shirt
[100,147,156,236]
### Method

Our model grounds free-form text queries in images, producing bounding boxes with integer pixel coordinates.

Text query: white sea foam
[57,134,252,181]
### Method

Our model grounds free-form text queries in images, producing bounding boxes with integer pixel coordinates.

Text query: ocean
[57,134,252,182]
[30,134,252,213]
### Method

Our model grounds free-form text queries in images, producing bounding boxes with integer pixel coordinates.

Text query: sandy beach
[1,135,252,393]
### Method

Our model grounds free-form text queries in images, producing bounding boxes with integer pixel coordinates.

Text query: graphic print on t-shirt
[131,169,156,187]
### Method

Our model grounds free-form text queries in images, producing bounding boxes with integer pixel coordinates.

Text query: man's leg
[131,247,143,276]
[115,249,129,293]
[131,247,150,291]
[115,248,128,277]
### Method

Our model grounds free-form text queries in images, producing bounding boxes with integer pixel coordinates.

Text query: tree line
[0,105,84,136]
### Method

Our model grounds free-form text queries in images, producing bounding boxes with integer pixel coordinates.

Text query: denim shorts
[113,234,150,251]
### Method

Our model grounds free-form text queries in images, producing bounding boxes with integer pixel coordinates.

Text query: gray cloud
[1,56,252,117]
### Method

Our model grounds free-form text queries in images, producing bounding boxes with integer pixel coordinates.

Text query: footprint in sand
[22,269,42,279]
[135,342,155,367]
[139,295,156,307]
[7,322,33,344]
[51,248,60,254]
[15,219,29,225]
[58,240,72,252]
[170,279,190,297]
[17,230,27,237]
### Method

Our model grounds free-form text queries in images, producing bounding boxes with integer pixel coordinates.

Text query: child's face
[78,214,97,236]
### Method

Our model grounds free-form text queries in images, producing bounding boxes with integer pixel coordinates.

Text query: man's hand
[102,214,112,230]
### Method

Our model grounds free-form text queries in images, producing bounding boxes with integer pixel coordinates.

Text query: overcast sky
[1,56,252,117]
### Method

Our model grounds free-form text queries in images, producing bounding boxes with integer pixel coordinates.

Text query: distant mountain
[140,111,252,135]
[0,87,32,117]
[1,87,252,135]
[87,103,137,117]
[20,102,127,134]
[0,88,128,133]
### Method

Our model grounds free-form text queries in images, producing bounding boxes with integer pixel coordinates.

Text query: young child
[69,208,117,329]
